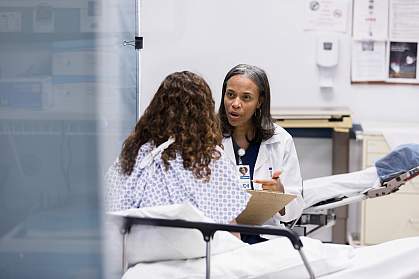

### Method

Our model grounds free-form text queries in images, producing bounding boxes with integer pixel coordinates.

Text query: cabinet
[272,107,352,243]
[360,134,419,245]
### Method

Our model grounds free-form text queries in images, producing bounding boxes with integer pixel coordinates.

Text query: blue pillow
[375,144,419,183]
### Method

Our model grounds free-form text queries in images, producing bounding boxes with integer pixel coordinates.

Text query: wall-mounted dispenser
[317,35,339,88]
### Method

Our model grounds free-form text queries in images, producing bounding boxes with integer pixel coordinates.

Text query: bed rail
[120,216,315,279]
[367,166,419,198]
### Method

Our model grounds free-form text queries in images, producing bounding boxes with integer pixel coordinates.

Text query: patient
[105,71,250,225]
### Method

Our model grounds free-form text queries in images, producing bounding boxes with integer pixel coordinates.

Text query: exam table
[296,144,419,236]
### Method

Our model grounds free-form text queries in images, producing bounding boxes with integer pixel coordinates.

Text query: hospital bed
[111,203,419,279]
[109,144,419,278]
[295,144,419,236]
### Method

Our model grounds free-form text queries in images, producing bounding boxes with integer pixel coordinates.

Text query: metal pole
[298,248,316,279]
[205,237,211,279]
[122,230,128,273]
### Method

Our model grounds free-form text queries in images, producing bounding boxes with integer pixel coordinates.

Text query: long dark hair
[218,64,274,142]
[120,71,222,181]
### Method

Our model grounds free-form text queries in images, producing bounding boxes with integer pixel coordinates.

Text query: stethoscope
[238,148,245,165]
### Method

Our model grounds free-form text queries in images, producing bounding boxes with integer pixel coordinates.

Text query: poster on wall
[387,41,418,82]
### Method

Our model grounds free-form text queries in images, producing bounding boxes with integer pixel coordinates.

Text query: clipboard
[236,190,296,225]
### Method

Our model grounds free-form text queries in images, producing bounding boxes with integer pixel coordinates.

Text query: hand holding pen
[253,169,285,193]
[253,169,286,215]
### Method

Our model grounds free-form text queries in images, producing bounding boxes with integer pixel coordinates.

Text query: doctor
[218,64,304,243]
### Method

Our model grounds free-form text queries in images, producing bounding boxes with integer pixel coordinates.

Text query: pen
[252,178,280,184]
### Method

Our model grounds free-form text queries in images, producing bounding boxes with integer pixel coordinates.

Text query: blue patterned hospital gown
[105,142,250,224]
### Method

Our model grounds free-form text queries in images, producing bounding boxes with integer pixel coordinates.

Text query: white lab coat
[222,124,304,224]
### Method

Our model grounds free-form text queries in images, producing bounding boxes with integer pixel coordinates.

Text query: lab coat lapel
[254,143,269,173]
[223,137,237,164]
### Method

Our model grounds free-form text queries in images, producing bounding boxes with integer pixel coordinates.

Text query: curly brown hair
[120,71,222,181]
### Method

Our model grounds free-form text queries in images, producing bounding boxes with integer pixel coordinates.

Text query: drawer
[361,194,419,245]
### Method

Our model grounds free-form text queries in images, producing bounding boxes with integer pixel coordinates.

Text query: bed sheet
[123,236,419,279]
[123,236,354,279]
[323,236,419,278]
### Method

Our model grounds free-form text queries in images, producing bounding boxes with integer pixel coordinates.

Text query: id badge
[237,164,251,190]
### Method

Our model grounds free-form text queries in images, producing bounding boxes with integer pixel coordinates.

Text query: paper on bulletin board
[389,0,419,41]
[351,40,387,82]
[303,0,350,33]
[352,0,389,40]
[236,190,296,225]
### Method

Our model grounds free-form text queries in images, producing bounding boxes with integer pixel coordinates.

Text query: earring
[255,108,261,118]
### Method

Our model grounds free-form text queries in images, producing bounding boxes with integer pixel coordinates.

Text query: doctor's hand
[253,170,286,215]
[253,170,284,193]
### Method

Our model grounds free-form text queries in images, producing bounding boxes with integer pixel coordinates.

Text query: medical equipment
[366,166,419,198]
[294,144,419,236]
[295,166,418,236]
[307,166,418,211]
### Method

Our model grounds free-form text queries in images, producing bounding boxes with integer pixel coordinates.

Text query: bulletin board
[351,0,419,84]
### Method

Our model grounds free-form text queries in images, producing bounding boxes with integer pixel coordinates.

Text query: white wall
[139,0,419,123]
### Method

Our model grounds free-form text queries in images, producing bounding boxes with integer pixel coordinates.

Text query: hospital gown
[105,142,250,224]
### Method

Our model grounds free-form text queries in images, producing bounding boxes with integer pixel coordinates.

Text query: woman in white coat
[218,64,304,243]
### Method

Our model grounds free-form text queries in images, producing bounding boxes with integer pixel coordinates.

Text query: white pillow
[108,203,247,265]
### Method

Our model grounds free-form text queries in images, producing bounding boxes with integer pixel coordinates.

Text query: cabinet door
[362,194,419,245]
[361,135,419,245]
[362,135,390,168]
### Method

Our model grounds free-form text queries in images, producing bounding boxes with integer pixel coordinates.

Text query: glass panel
[0,1,137,278]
